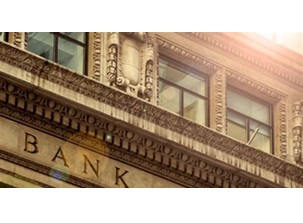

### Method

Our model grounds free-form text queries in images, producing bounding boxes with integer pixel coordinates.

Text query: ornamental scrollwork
[106,33,156,102]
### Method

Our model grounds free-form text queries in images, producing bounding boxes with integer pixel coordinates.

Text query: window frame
[158,56,210,126]
[27,32,88,75]
[226,87,274,153]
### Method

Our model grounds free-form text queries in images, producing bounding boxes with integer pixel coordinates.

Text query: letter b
[24,132,39,153]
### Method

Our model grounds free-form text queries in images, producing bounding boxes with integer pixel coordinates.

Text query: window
[0,32,8,42]
[227,89,273,153]
[27,32,87,74]
[158,58,208,126]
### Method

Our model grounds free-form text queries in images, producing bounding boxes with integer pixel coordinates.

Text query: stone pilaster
[209,68,226,133]
[87,32,102,81]
[293,101,303,163]
[9,32,27,49]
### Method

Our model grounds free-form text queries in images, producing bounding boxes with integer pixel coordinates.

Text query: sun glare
[257,32,303,55]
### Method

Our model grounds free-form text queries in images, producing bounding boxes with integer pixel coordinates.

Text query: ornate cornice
[185,32,303,89]
[157,37,220,72]
[0,78,272,188]
[0,42,301,187]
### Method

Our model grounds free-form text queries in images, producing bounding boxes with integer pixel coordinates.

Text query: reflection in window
[227,89,272,153]
[159,59,208,126]
[27,32,87,74]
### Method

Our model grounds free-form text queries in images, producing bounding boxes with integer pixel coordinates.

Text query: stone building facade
[1,32,303,187]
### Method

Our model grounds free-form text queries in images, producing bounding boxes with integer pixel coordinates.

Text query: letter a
[52,147,69,167]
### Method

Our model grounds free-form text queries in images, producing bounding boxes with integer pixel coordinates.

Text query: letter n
[83,154,99,178]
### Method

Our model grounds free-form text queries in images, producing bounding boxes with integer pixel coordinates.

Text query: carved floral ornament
[106,32,155,102]
[292,101,303,164]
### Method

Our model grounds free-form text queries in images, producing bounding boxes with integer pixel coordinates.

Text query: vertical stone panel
[278,99,287,159]
[209,68,226,133]
[105,32,157,103]
[121,38,140,87]
[292,101,303,164]
[9,32,27,49]
[87,32,102,81]
[140,33,156,103]
[107,32,119,86]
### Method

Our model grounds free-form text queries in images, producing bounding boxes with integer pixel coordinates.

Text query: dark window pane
[28,32,54,61]
[58,37,84,74]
